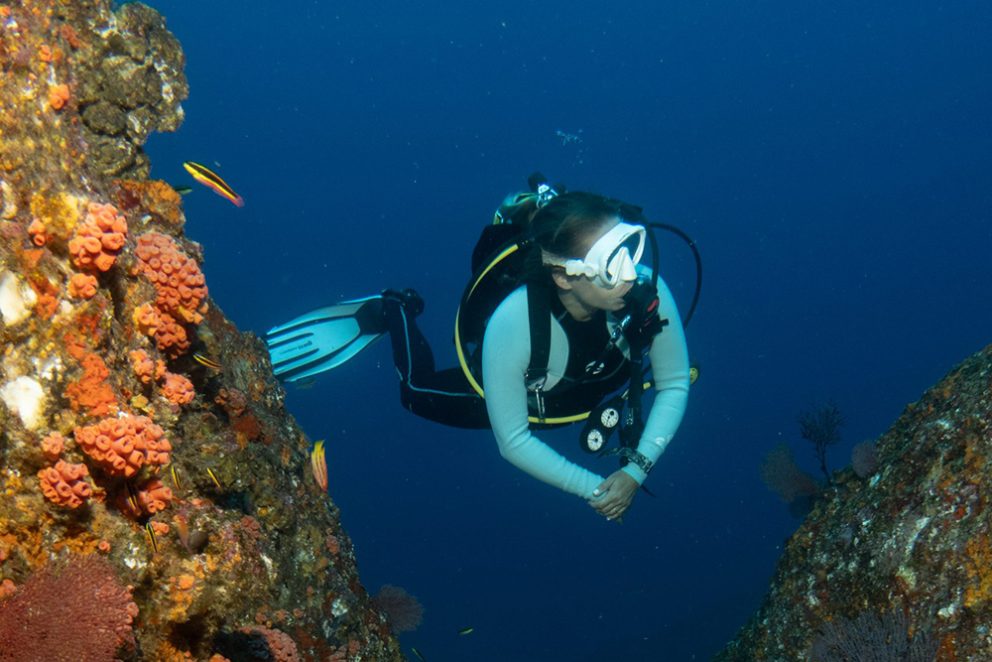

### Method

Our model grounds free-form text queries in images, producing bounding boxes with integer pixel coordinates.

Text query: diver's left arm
[623,276,691,485]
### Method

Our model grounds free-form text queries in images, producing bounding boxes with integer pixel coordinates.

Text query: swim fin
[265,295,387,383]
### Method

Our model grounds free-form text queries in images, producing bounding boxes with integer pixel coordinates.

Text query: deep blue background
[146,1,991,659]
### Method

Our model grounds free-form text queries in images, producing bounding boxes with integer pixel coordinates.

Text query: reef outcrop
[0,2,402,660]
[717,344,992,660]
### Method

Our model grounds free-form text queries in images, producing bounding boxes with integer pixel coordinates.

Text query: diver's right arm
[482,289,605,499]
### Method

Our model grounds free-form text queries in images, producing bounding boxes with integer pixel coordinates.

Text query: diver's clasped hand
[589,470,639,522]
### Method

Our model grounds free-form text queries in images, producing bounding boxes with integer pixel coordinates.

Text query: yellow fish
[183,161,244,207]
[145,522,159,553]
[311,440,328,492]
[124,480,141,516]
[206,467,222,489]
[169,464,182,490]
[193,353,222,370]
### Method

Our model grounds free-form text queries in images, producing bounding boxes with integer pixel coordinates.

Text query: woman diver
[266,181,691,522]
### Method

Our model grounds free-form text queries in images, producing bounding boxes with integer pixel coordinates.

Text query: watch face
[586,429,604,452]
[601,408,619,428]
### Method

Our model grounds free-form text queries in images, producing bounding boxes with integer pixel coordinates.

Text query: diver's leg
[382,291,490,429]
[398,368,491,429]
[382,289,434,378]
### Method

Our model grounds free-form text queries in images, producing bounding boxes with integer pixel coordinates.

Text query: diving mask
[544,222,646,289]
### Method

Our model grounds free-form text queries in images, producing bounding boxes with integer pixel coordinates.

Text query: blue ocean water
[146,1,992,659]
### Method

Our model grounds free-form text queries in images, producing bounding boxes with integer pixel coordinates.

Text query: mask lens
[604,233,644,284]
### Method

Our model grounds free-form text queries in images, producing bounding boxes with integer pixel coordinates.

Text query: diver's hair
[520,192,621,284]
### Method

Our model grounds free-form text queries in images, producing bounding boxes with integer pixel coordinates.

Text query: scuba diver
[266,176,694,522]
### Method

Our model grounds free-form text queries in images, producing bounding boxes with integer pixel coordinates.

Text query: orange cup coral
[134,232,208,324]
[48,83,70,110]
[68,273,98,299]
[38,460,92,508]
[68,202,127,272]
[129,349,165,385]
[132,303,161,336]
[135,478,173,515]
[40,432,65,461]
[74,414,172,478]
[160,372,195,405]
[132,233,208,357]
[27,218,48,246]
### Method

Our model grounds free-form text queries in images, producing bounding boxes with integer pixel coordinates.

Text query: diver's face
[554,218,634,317]
[569,269,633,312]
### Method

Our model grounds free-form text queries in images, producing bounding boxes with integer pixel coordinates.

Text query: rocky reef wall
[0,2,402,660]
[718,344,992,660]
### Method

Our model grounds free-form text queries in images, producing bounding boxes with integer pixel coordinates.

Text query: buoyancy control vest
[454,213,650,426]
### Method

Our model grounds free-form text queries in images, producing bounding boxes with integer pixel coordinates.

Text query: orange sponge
[64,352,118,417]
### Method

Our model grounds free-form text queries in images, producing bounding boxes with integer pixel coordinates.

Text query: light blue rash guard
[481,276,690,499]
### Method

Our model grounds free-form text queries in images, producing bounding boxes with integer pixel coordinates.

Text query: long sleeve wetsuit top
[481,277,690,499]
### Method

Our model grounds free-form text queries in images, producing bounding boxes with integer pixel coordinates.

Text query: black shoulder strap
[524,280,551,396]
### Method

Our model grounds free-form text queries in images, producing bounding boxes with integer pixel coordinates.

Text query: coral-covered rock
[718,344,992,660]
[132,302,161,335]
[0,2,403,659]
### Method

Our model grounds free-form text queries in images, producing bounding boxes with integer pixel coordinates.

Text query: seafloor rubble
[718,344,992,660]
[0,2,403,660]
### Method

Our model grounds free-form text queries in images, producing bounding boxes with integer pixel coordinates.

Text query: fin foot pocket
[381,288,424,317]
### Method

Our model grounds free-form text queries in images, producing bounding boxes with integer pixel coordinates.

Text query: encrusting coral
[0,2,403,660]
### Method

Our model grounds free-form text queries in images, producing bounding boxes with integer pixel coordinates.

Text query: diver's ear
[551,269,573,291]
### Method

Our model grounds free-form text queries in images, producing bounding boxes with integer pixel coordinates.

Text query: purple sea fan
[851,440,879,478]
[761,444,821,504]
[810,608,937,661]
[371,584,424,634]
